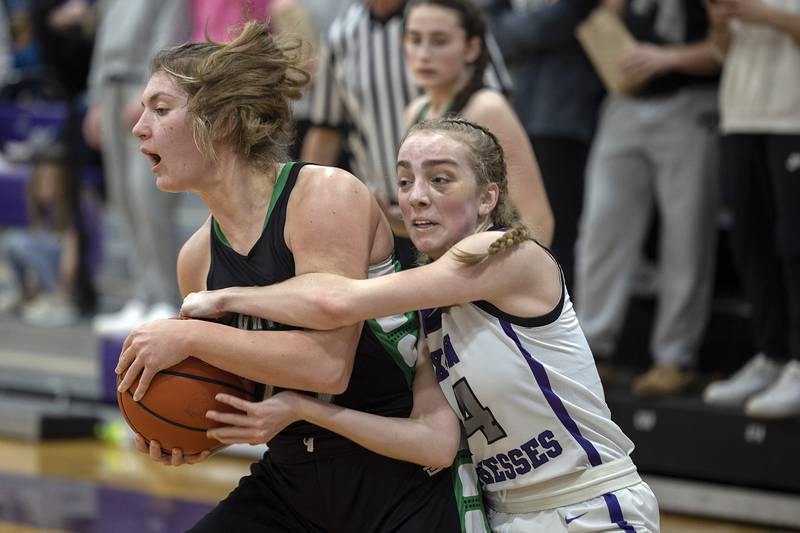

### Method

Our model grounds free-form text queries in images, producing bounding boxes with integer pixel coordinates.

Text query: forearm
[216,275,358,330]
[760,5,800,42]
[181,319,359,394]
[662,41,723,75]
[292,393,458,468]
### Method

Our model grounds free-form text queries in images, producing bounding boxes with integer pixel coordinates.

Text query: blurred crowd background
[0,0,798,422]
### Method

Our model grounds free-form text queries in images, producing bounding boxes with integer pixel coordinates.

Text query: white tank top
[422,281,635,497]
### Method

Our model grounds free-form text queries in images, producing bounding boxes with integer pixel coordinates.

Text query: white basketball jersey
[421,284,635,496]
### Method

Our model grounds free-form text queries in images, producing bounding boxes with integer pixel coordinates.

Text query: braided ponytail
[452,224,530,266]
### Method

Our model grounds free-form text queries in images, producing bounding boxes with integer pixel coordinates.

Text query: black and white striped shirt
[308,2,512,202]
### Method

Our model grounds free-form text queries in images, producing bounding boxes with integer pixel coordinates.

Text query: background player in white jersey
[183,117,660,532]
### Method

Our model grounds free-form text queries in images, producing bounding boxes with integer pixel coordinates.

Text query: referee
[301,0,512,266]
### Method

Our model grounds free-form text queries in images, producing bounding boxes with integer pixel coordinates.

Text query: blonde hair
[150,21,310,173]
[402,117,530,266]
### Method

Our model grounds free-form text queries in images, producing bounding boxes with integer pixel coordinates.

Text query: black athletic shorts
[187,445,462,532]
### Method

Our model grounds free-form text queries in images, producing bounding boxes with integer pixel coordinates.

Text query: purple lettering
[476,461,495,486]
[442,335,460,368]
[507,448,531,476]
[496,453,517,480]
[483,456,506,483]
[430,348,449,382]
[539,430,563,459]
[520,436,549,469]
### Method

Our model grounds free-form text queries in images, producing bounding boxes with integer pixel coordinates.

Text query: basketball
[117,357,258,455]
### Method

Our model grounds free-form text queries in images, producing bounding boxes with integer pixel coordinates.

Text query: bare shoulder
[177,217,212,296]
[462,89,511,121]
[286,164,379,276]
[450,231,559,296]
[290,164,374,224]
[293,164,372,204]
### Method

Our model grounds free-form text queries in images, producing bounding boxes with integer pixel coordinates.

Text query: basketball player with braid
[400,0,553,245]
[116,21,480,532]
[183,117,661,532]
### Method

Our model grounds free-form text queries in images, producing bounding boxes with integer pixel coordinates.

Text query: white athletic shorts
[488,481,659,532]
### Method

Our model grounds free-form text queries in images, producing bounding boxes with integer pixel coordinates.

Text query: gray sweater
[485,0,604,143]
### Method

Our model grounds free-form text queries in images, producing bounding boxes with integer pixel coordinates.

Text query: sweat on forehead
[400,130,473,164]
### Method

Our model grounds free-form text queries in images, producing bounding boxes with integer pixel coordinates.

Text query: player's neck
[425,72,469,116]
[200,157,276,252]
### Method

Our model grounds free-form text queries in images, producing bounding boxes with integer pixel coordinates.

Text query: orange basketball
[117,357,258,455]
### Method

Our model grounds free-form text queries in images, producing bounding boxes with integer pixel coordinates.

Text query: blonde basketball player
[116,22,475,532]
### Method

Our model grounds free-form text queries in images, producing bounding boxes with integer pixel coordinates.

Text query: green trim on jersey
[212,162,296,248]
[364,257,419,388]
[414,100,454,124]
[452,448,492,533]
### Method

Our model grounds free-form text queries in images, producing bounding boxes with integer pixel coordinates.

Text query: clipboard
[576,7,640,95]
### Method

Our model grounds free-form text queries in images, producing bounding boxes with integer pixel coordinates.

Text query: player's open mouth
[142,149,162,170]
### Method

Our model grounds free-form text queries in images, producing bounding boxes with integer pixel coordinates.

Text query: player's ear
[478,183,499,218]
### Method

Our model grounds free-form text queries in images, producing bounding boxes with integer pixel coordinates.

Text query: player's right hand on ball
[181,290,226,319]
[206,391,300,445]
[134,433,214,467]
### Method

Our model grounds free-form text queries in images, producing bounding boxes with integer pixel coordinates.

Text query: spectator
[1,144,79,326]
[574,0,721,396]
[83,0,190,335]
[483,0,603,296]
[702,0,800,419]
[30,0,100,316]
[302,0,511,267]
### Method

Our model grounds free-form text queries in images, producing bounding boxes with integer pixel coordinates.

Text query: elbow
[315,355,353,395]
[315,286,358,329]
[427,433,460,469]
[425,417,461,468]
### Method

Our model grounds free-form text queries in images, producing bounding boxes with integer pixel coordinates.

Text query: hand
[714,0,770,24]
[206,391,301,445]
[619,44,677,86]
[133,433,215,466]
[116,318,190,402]
[181,290,226,319]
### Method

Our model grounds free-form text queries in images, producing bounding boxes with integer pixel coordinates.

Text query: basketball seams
[116,358,256,454]
[123,389,212,433]
[158,369,256,398]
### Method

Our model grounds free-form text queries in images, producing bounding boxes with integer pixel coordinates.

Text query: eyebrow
[397,158,459,170]
[142,91,176,106]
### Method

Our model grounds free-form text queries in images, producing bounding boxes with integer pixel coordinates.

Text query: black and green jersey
[206,161,420,456]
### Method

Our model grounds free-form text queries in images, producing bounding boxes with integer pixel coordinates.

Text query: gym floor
[0,436,790,532]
